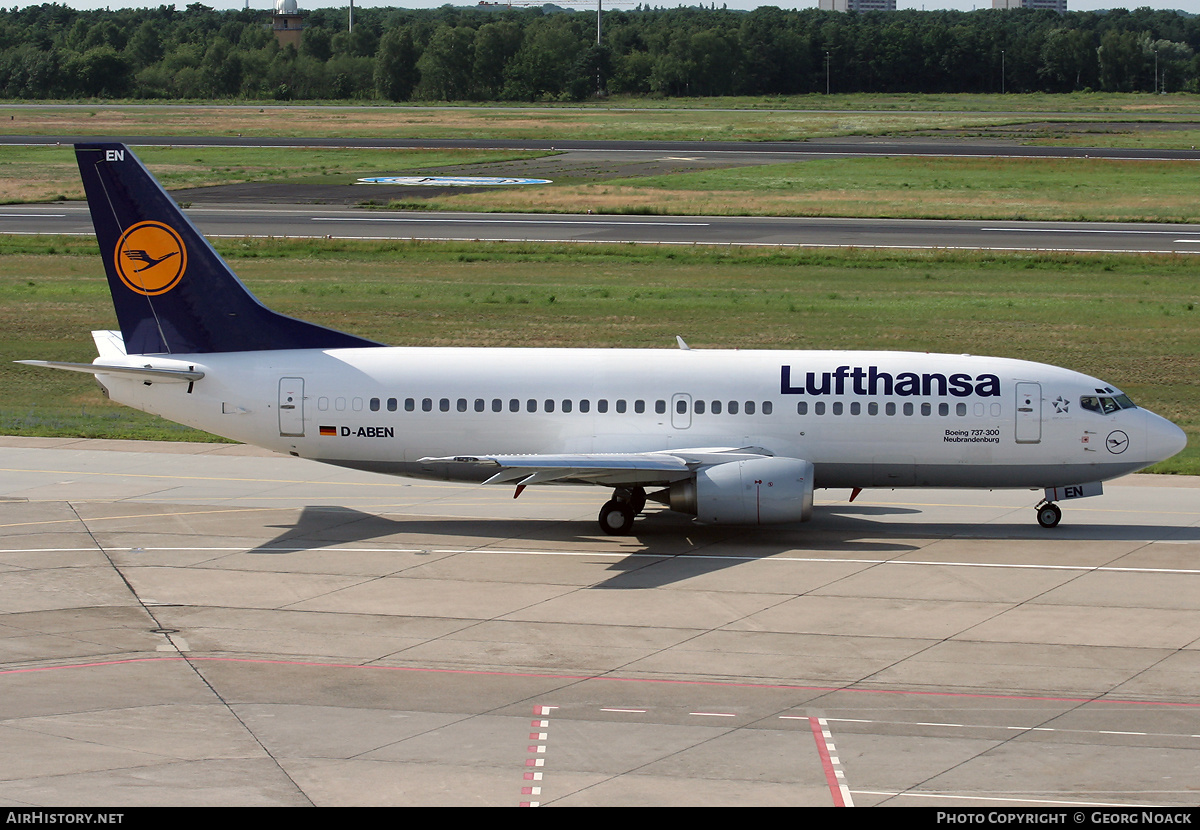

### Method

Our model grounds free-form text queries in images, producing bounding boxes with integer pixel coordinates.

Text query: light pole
[1001,50,1005,95]
[825,51,831,95]
[1154,49,1158,94]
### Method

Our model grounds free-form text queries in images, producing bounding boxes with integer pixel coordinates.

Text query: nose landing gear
[1035,500,1062,528]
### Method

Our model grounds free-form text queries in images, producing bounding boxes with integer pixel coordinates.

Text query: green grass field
[8,144,1200,224]
[6,94,1200,143]
[0,145,554,203]
[410,155,1200,223]
[3,236,1196,473]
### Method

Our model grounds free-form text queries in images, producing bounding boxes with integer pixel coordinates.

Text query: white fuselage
[91,347,1185,492]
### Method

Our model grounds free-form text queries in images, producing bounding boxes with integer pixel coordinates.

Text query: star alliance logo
[1052,396,1070,414]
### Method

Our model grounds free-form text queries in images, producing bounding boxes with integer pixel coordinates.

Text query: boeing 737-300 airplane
[17,144,1187,535]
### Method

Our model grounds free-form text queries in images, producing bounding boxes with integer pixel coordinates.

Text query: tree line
[0,2,1197,101]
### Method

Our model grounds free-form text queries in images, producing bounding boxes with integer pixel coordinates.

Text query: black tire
[1037,503,1062,529]
[599,500,635,535]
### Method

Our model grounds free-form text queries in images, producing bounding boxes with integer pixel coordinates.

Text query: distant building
[819,0,897,10]
[271,0,304,49]
[992,0,1067,11]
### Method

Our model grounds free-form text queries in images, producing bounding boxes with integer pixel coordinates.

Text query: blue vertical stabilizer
[75,143,383,355]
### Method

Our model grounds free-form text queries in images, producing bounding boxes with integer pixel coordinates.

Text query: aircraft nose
[1143,409,1187,464]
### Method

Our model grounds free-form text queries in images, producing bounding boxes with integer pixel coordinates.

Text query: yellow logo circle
[114,221,187,296]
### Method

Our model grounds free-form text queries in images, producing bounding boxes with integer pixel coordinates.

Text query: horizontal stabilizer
[16,360,204,383]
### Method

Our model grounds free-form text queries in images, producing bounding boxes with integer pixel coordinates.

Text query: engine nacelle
[668,457,815,525]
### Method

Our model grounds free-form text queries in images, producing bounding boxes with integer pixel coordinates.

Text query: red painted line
[2,655,1198,708]
[809,716,846,807]
[520,705,550,806]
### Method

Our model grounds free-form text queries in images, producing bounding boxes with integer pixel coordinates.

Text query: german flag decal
[319,425,337,436]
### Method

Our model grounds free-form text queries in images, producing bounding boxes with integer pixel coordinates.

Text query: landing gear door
[279,377,305,437]
[1015,381,1041,444]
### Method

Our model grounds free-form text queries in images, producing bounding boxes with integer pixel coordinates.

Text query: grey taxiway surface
[1,437,1198,807]
[7,134,1200,253]
[9,203,1200,255]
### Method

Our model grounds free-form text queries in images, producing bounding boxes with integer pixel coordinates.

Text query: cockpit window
[1080,394,1136,414]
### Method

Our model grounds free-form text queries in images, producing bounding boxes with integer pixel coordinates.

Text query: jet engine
[665,457,815,525]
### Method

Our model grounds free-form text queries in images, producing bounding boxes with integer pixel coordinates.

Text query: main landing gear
[599,486,647,535]
[1035,500,1062,529]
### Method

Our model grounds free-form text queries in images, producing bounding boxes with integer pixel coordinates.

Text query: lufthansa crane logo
[1106,430,1130,454]
[113,221,186,296]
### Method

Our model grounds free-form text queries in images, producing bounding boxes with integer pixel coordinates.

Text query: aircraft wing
[419,447,774,488]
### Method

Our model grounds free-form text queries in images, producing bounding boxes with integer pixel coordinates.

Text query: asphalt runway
[7,134,1200,253]
[1,437,1198,807]
[8,203,1200,255]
